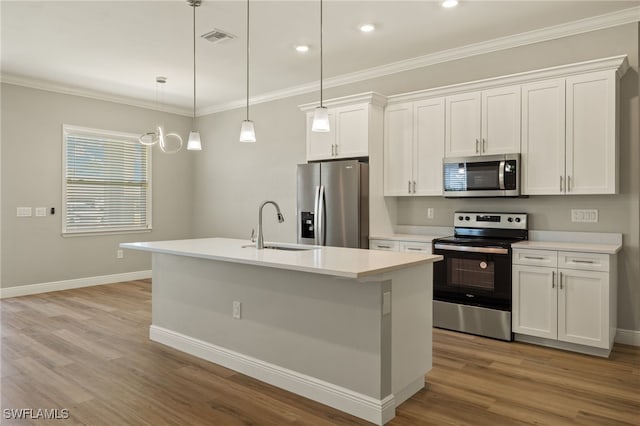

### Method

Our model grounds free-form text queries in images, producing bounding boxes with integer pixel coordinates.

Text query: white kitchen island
[120,238,442,425]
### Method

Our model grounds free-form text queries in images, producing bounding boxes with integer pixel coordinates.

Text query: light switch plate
[571,209,598,223]
[35,207,47,217]
[17,207,32,217]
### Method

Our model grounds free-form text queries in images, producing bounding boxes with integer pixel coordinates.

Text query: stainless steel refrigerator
[297,160,369,248]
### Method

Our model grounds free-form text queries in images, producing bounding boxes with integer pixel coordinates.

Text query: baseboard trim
[149,325,396,425]
[615,329,640,347]
[514,334,611,357]
[0,270,151,299]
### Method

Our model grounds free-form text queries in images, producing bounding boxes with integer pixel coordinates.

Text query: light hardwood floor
[1,280,638,425]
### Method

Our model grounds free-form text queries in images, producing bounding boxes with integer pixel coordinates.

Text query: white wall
[1,84,195,287]
[193,23,640,331]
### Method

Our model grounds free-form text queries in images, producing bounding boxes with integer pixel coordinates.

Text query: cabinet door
[558,269,609,348]
[306,112,336,161]
[481,86,521,155]
[414,98,444,195]
[512,265,557,339]
[566,71,617,194]
[384,103,414,196]
[445,92,481,157]
[335,104,369,158]
[521,79,566,195]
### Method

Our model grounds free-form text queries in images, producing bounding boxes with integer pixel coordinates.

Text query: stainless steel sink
[242,243,315,251]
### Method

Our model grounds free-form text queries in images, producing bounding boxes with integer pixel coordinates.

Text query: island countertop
[121,237,442,279]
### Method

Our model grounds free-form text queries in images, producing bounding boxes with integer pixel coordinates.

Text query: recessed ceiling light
[359,24,375,33]
[295,45,310,53]
[442,0,459,8]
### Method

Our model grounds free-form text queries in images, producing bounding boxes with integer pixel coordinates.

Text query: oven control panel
[453,212,527,229]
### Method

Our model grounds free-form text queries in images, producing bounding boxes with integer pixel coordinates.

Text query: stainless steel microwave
[443,154,520,197]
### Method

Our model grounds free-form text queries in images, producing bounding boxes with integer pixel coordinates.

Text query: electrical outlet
[233,301,242,319]
[427,208,435,219]
[35,207,47,217]
[116,249,124,259]
[571,209,598,223]
[17,207,32,217]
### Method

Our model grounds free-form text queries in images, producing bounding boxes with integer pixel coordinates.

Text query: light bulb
[311,106,330,132]
[187,131,202,150]
[239,120,256,143]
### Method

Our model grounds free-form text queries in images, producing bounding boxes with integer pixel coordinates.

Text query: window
[62,125,151,235]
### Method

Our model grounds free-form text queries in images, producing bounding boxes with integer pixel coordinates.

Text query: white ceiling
[1,1,638,115]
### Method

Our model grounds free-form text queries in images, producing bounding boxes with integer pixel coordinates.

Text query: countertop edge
[511,241,622,254]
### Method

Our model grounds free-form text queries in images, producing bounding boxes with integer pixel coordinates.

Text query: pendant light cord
[246,0,250,120]
[193,2,197,120]
[320,0,323,108]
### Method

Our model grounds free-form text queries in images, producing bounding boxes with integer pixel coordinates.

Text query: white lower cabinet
[512,248,615,355]
[370,239,432,254]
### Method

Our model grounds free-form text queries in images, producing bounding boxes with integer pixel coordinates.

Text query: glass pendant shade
[187,131,202,150]
[311,106,330,132]
[239,120,256,143]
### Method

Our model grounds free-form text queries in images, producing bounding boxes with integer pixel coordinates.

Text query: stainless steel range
[432,212,528,341]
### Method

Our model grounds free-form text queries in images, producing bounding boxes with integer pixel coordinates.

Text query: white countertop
[370,234,440,243]
[512,240,621,254]
[121,238,442,279]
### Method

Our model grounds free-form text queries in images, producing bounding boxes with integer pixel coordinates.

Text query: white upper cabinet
[384,103,413,195]
[384,98,444,196]
[300,93,386,162]
[522,69,619,195]
[445,85,520,158]
[521,79,566,195]
[565,71,618,194]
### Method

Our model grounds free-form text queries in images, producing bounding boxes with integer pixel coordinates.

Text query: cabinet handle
[408,180,412,194]
[377,245,391,249]
[524,256,544,260]
[572,259,595,264]
[559,272,563,290]
[330,144,334,156]
[334,144,338,156]
[552,270,555,288]
[412,180,416,193]
[560,176,563,192]
[567,175,572,192]
[407,247,423,251]
[483,138,487,153]
[475,139,480,153]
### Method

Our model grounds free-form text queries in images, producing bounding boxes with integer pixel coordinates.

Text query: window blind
[63,126,151,234]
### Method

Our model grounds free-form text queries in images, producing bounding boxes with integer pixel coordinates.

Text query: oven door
[433,244,512,311]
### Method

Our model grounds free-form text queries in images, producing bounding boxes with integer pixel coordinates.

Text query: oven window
[447,258,495,290]
[466,162,499,190]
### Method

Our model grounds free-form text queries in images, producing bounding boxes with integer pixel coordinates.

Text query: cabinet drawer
[399,241,431,254]
[370,240,399,251]
[513,249,557,267]
[558,251,609,272]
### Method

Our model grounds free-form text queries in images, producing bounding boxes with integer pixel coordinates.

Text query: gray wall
[1,84,195,287]
[193,23,639,331]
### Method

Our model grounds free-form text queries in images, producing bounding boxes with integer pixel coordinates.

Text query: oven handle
[434,243,509,255]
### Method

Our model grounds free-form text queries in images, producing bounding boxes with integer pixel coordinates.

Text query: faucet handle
[250,228,256,242]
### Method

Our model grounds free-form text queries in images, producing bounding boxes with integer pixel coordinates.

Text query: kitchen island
[120,238,442,425]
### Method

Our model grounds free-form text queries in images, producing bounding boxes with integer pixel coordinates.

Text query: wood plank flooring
[1,280,638,425]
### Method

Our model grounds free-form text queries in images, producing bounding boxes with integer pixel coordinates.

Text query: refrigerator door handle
[313,185,320,245]
[318,185,326,246]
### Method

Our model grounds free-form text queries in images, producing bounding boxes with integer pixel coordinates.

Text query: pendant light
[311,0,330,132]
[138,76,184,154]
[239,0,256,143]
[187,0,202,151]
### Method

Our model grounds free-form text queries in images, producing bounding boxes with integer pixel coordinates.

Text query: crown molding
[386,55,629,104]
[2,6,638,117]
[0,73,193,117]
[298,92,387,112]
[202,5,640,115]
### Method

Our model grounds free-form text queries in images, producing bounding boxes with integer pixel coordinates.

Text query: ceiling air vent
[201,29,236,44]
